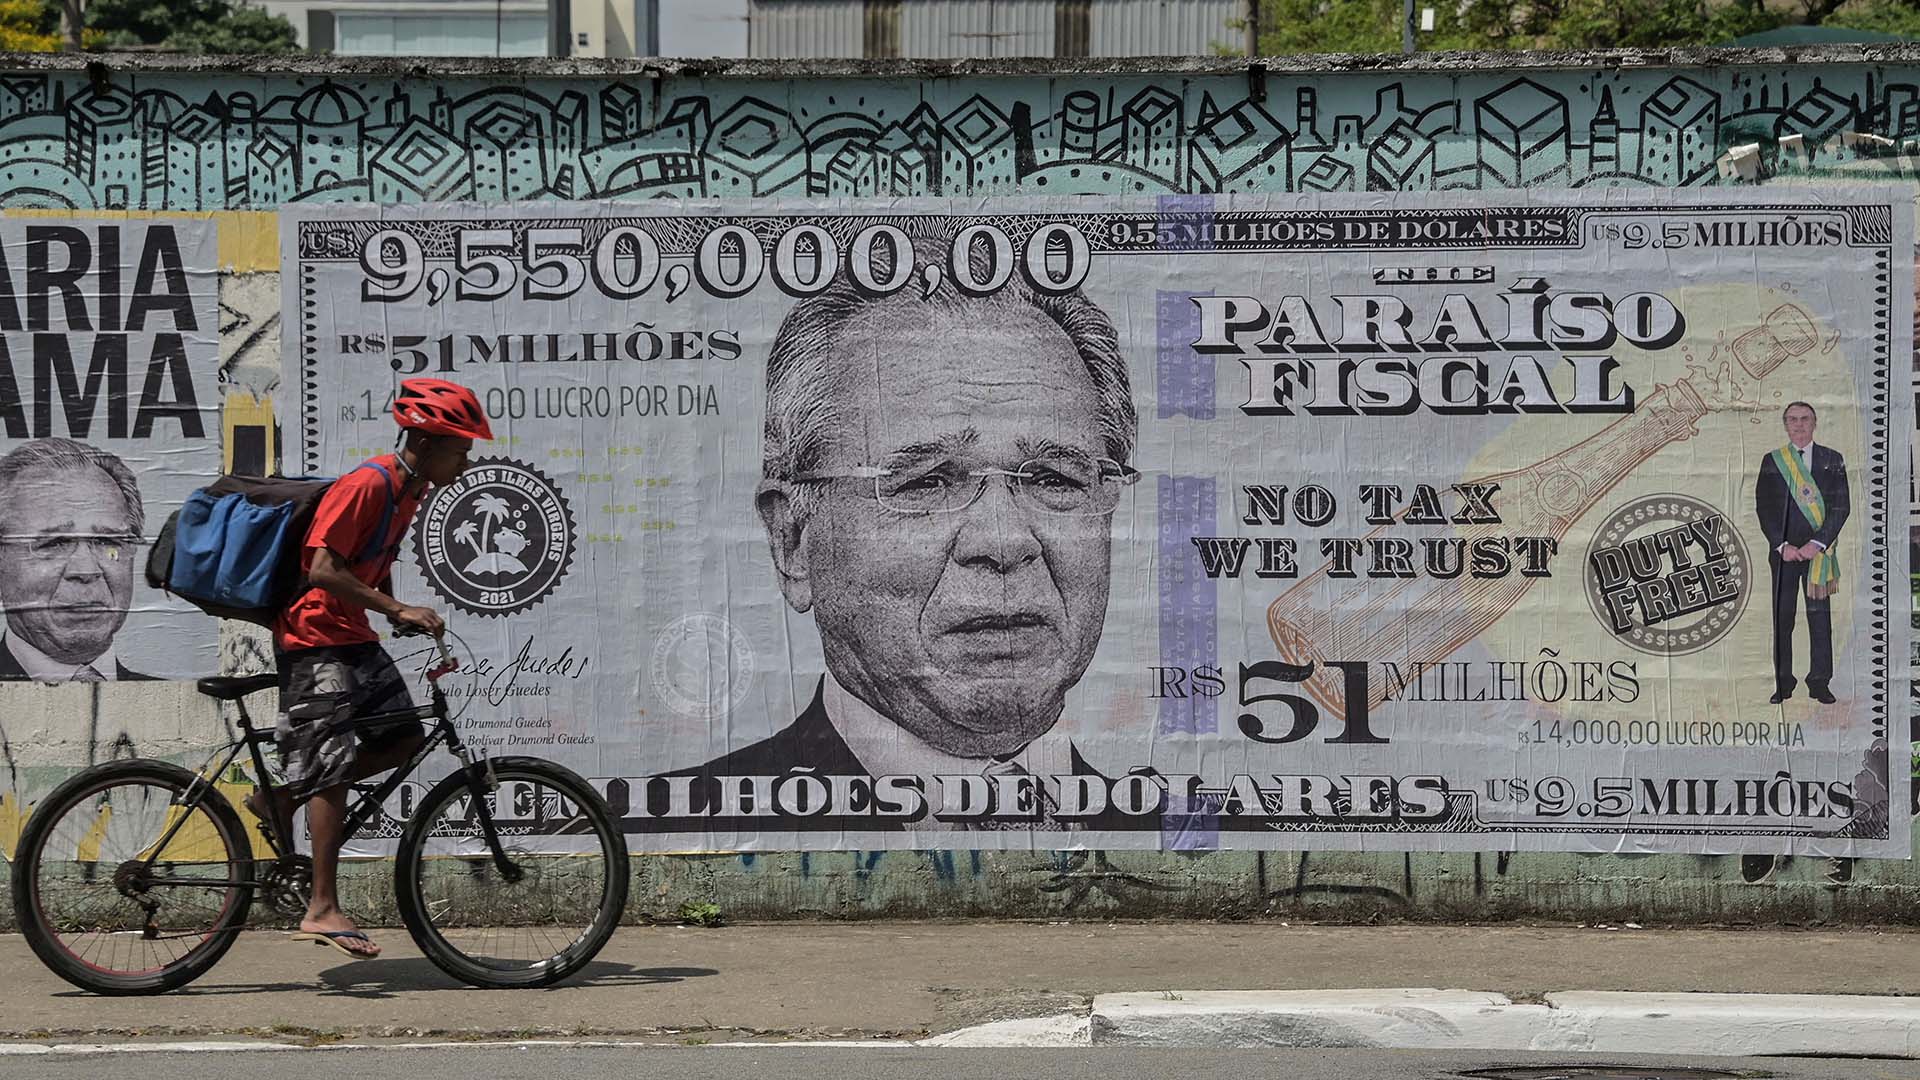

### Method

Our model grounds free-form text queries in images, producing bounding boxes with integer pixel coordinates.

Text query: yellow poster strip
[0,209,278,273]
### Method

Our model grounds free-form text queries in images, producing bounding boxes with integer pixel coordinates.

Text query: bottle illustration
[1265,304,1820,715]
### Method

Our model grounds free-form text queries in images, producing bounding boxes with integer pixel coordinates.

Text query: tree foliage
[1825,0,1920,36]
[83,0,230,46]
[3,0,301,52]
[153,4,300,53]
[1239,0,1920,53]
[0,0,61,51]
[91,0,300,52]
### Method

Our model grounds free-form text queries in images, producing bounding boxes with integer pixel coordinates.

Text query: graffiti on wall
[0,68,1915,210]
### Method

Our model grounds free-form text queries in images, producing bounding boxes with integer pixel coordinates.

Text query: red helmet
[393,378,492,440]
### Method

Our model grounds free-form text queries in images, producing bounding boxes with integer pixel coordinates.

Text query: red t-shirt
[274,455,422,652]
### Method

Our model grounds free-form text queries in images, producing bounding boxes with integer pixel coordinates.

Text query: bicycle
[9,628,630,995]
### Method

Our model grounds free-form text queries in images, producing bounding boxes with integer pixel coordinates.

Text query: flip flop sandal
[290,930,379,960]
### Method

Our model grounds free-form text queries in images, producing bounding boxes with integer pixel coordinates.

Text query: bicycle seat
[196,674,278,701]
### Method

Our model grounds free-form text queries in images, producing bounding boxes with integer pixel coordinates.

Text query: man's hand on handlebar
[390,605,446,638]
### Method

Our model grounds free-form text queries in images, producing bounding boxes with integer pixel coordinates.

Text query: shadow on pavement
[313,959,720,997]
[47,961,718,1001]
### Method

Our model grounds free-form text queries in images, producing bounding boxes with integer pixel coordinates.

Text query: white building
[259,0,751,58]
[260,0,1230,59]
[747,0,1240,58]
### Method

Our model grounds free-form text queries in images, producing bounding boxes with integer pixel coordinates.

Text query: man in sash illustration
[1754,401,1850,705]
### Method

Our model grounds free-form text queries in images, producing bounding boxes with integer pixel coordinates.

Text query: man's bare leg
[243,786,296,850]
[300,732,427,959]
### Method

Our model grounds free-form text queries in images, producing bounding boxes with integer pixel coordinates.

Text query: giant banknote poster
[286,192,1913,857]
[0,220,220,684]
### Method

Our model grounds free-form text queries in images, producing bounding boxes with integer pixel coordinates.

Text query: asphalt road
[3,1046,1916,1080]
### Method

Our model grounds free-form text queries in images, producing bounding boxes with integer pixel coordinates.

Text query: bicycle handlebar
[395,623,460,682]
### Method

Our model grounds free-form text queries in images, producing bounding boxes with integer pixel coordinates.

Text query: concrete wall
[1,48,1916,925]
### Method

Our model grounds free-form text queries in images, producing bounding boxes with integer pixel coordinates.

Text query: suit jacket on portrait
[1756,443,1850,554]
[639,679,1160,834]
[0,634,156,682]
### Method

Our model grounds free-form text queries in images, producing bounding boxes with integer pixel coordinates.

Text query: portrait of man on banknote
[0,437,154,683]
[678,230,1141,825]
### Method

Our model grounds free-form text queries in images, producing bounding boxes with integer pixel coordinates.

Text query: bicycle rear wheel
[11,759,254,995]
[394,756,628,988]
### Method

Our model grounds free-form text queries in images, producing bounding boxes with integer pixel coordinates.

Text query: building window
[336,12,549,57]
[307,9,335,52]
[863,0,901,59]
[1055,0,1090,58]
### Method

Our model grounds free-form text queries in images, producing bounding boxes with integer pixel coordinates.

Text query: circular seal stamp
[1583,493,1751,656]
[413,457,576,618]
[649,612,756,720]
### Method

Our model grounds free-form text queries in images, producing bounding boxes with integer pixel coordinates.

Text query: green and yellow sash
[1772,444,1840,598]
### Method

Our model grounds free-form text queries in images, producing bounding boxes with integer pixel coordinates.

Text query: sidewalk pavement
[4,922,1917,1054]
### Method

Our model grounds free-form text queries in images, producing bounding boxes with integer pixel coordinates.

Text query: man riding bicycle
[249,378,491,960]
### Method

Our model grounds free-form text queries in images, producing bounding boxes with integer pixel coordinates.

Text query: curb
[1092,990,1553,1050]
[3,992,1914,1058]
[0,1040,669,1056]
[917,1014,1092,1047]
[1086,989,1919,1058]
[1542,991,1920,1059]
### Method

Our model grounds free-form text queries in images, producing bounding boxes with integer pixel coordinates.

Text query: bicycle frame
[136,642,520,893]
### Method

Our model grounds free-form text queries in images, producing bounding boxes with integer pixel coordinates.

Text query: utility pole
[1245,0,1259,57]
[1402,0,1414,53]
[60,0,82,50]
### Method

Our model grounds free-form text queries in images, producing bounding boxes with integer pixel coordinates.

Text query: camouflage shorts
[275,643,421,800]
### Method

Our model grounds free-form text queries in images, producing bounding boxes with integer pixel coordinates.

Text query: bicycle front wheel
[394,756,628,988]
[11,759,254,995]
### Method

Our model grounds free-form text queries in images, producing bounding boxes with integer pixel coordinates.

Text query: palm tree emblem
[452,491,531,576]
[473,493,511,546]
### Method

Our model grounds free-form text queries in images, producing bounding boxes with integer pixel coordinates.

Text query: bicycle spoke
[21,769,249,988]
[399,762,626,985]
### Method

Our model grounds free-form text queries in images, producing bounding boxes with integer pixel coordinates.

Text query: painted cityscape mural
[0,66,1914,210]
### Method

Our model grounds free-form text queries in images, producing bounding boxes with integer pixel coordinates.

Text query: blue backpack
[146,463,400,627]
